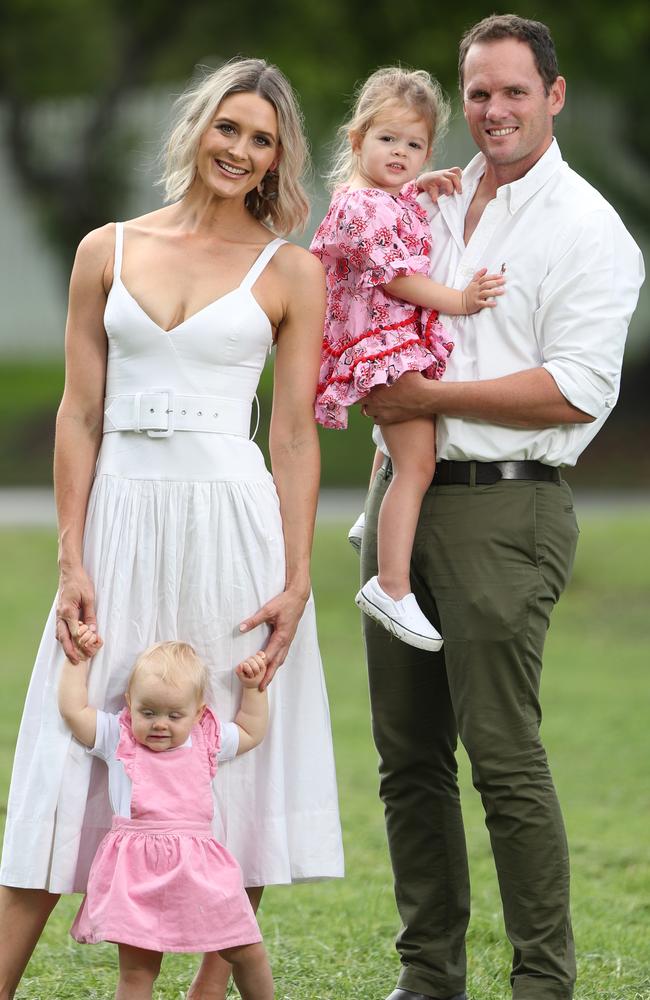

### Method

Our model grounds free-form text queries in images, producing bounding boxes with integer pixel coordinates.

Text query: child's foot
[355,575,443,651]
[348,512,365,554]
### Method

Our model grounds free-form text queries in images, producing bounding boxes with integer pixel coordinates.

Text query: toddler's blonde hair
[127,641,209,705]
[327,66,450,192]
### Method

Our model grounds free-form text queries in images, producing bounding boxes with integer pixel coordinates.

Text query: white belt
[103,390,253,438]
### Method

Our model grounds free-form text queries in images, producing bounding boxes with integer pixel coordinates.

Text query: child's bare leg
[0,887,60,1000]
[220,942,273,1000]
[187,886,263,1000]
[378,417,436,598]
[116,944,163,1000]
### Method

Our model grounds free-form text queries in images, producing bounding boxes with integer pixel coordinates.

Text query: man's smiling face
[462,37,565,183]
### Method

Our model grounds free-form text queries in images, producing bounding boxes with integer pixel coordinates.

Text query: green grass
[1,512,649,999]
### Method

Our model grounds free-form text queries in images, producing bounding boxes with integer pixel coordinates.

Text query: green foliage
[2,0,649,260]
[0,512,649,998]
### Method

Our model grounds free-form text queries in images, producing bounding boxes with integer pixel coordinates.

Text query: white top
[374,139,644,467]
[91,711,239,818]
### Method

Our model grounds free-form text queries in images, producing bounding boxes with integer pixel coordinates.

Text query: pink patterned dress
[310,184,453,429]
[70,707,261,953]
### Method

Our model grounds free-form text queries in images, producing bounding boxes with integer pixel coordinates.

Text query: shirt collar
[462,137,564,214]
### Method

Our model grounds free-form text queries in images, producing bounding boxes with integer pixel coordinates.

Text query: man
[361,14,644,1000]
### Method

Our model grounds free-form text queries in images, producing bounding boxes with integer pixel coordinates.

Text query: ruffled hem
[199,705,221,777]
[315,311,453,430]
[70,925,263,953]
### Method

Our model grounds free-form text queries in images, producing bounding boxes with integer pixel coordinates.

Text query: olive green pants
[361,465,579,1000]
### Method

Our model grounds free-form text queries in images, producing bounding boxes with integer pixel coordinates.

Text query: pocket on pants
[415,483,540,641]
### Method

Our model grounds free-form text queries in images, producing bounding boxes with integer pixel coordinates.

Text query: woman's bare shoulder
[272,241,325,282]
[75,222,116,261]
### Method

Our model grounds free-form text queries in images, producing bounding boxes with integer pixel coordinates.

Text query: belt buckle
[143,388,175,438]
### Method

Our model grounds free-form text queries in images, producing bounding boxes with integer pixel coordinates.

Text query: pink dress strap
[114,707,137,778]
[197,706,222,778]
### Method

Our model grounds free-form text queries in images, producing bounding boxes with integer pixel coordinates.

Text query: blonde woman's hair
[161,57,311,235]
[327,66,450,192]
[127,641,209,705]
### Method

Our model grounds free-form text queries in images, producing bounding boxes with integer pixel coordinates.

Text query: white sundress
[0,224,344,893]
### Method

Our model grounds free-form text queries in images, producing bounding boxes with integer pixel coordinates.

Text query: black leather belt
[432,460,562,485]
[381,457,561,485]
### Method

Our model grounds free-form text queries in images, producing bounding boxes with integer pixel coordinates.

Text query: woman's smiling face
[194,91,280,200]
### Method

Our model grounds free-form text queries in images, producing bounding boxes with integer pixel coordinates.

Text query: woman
[0,58,343,998]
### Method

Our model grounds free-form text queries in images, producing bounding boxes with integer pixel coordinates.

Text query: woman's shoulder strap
[240,237,287,290]
[112,222,124,280]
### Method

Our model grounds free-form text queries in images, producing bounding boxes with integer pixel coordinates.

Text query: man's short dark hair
[458,14,559,94]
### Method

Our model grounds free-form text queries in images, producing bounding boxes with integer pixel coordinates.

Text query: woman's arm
[54,226,112,662]
[240,247,325,690]
[233,653,269,753]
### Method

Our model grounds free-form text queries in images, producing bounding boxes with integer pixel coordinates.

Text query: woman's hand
[239,586,309,690]
[56,565,101,664]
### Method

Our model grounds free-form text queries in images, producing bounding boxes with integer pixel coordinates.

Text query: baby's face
[128,672,203,752]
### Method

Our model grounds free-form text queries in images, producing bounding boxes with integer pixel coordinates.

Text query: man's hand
[363,372,434,425]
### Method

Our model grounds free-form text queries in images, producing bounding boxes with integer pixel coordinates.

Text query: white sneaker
[355,575,443,652]
[347,511,365,554]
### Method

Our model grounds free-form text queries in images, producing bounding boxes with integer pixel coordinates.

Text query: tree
[1,0,648,272]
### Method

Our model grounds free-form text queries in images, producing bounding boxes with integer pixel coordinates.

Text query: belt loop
[469,461,477,488]
[133,392,142,433]
[250,393,260,441]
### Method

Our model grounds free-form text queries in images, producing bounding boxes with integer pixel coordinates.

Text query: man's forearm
[429,368,594,427]
[366,368,594,429]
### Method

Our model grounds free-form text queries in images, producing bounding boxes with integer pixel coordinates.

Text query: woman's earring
[258,168,279,201]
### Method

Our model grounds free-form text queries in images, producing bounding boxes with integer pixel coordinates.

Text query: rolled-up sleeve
[538,209,645,418]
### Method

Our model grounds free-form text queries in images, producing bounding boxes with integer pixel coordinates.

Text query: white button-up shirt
[375,139,644,467]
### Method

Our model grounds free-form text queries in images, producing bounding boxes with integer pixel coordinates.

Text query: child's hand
[462,268,506,314]
[72,622,103,661]
[416,167,462,201]
[235,651,267,688]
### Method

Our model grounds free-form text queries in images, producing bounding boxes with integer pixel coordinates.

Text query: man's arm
[363,367,593,428]
[366,208,643,431]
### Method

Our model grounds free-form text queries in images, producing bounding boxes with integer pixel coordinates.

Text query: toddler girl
[58,631,273,1000]
[311,67,504,650]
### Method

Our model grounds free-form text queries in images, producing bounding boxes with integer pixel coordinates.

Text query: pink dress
[70,708,261,953]
[310,184,453,429]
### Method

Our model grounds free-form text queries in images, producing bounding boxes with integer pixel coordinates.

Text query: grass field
[0,511,649,999]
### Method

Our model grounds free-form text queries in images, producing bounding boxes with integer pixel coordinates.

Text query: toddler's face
[127,672,203,752]
[354,107,431,195]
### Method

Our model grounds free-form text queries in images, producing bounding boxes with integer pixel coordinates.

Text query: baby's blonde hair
[160,57,311,235]
[327,66,450,192]
[127,641,208,705]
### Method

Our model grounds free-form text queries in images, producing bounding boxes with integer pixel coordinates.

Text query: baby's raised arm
[57,622,102,747]
[233,652,269,754]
